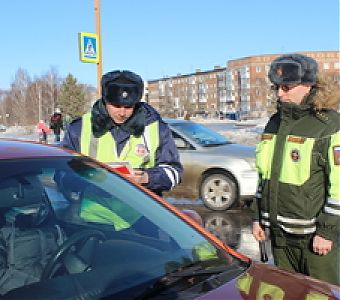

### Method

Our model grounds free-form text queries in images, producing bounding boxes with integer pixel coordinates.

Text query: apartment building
[147,50,340,118]
[147,66,226,117]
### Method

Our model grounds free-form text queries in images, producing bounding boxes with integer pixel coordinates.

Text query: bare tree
[40,67,61,119]
[9,69,31,125]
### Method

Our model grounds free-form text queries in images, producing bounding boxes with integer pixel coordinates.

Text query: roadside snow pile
[0,125,42,142]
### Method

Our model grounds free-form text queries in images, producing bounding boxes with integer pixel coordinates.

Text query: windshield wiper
[134,260,241,300]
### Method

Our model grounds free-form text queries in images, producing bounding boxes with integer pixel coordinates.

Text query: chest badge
[333,146,340,165]
[135,144,148,157]
[291,149,300,162]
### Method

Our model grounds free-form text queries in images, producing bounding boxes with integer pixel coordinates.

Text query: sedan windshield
[0,157,247,299]
[171,122,231,146]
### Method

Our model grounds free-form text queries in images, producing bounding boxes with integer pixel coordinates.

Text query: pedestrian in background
[252,53,340,285]
[62,70,182,196]
[36,120,50,144]
[50,108,64,142]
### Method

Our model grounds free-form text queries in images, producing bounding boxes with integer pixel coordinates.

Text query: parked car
[164,119,257,211]
[0,125,6,132]
[0,139,338,299]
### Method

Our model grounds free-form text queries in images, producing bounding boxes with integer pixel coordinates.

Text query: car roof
[0,139,75,160]
[163,118,191,125]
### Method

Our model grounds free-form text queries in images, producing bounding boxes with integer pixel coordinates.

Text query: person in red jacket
[36,120,50,144]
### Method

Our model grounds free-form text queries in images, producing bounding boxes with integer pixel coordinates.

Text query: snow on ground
[0,117,268,146]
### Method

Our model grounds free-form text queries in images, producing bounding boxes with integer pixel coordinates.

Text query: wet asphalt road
[168,199,273,263]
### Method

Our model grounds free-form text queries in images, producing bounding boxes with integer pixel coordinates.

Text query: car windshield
[171,122,231,147]
[0,156,247,299]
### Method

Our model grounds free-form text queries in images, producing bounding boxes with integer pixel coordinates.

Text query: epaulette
[315,111,329,123]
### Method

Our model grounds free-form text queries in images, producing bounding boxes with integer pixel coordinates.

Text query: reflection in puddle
[168,197,273,263]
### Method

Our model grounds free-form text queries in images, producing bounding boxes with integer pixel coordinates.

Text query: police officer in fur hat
[252,53,340,285]
[62,70,182,195]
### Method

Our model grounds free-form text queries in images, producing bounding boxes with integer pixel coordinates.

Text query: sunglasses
[271,84,299,92]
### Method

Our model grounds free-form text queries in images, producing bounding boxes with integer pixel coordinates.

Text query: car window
[171,122,231,147]
[0,157,247,298]
[172,131,195,150]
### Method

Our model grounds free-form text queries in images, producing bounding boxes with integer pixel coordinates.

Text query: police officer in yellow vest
[62,70,182,196]
[252,53,340,285]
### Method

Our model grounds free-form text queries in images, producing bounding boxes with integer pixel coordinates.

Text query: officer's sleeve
[145,121,183,193]
[60,118,82,152]
[316,130,340,242]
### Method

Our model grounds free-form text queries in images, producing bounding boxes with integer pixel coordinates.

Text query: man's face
[106,102,135,124]
[273,84,312,104]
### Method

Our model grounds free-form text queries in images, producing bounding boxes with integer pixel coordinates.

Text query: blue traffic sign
[79,32,100,63]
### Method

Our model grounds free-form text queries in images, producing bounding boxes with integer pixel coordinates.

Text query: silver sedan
[164,119,257,211]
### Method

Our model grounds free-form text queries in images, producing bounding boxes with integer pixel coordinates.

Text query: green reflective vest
[254,106,340,240]
[80,112,159,168]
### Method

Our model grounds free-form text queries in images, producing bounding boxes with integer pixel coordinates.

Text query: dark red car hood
[0,139,73,159]
[197,262,339,299]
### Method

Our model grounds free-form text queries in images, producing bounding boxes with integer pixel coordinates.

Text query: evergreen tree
[58,74,88,119]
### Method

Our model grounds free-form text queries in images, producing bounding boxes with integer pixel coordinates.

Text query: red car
[0,139,338,299]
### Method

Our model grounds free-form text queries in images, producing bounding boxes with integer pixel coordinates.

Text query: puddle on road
[166,197,273,263]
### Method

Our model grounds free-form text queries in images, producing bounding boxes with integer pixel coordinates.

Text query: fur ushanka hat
[269,53,318,86]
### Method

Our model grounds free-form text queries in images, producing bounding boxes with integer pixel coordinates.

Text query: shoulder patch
[333,146,340,165]
[261,134,273,141]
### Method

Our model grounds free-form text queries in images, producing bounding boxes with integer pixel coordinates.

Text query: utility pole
[94,0,103,97]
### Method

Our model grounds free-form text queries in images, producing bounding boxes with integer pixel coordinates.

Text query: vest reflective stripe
[325,198,340,215]
[256,134,276,180]
[159,164,180,187]
[257,282,285,300]
[279,136,314,185]
[260,211,316,234]
[261,211,316,225]
[324,206,340,216]
[328,131,340,205]
[81,113,93,157]
[80,113,159,168]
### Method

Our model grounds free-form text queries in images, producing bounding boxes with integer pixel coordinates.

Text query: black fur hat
[101,70,144,106]
[269,54,318,85]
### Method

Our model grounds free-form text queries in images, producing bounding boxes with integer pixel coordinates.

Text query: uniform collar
[277,92,315,121]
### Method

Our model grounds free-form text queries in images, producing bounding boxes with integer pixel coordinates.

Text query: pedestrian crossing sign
[79,32,99,63]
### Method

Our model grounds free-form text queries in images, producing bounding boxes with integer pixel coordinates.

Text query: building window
[334,62,340,69]
[323,63,330,70]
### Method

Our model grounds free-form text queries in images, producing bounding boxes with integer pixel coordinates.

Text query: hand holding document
[106,161,133,175]
[131,168,149,185]
[106,162,149,185]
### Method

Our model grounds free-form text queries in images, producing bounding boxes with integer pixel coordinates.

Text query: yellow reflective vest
[80,112,159,169]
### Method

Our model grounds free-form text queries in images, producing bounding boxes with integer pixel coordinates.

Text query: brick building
[147,50,340,118]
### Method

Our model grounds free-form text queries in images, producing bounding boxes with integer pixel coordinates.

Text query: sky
[1,0,339,90]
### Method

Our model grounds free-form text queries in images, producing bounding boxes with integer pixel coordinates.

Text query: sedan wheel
[200,173,237,211]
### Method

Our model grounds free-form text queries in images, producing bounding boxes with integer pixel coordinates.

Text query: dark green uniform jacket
[253,91,340,242]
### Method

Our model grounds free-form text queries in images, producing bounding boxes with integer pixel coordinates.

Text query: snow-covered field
[0,117,267,146]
